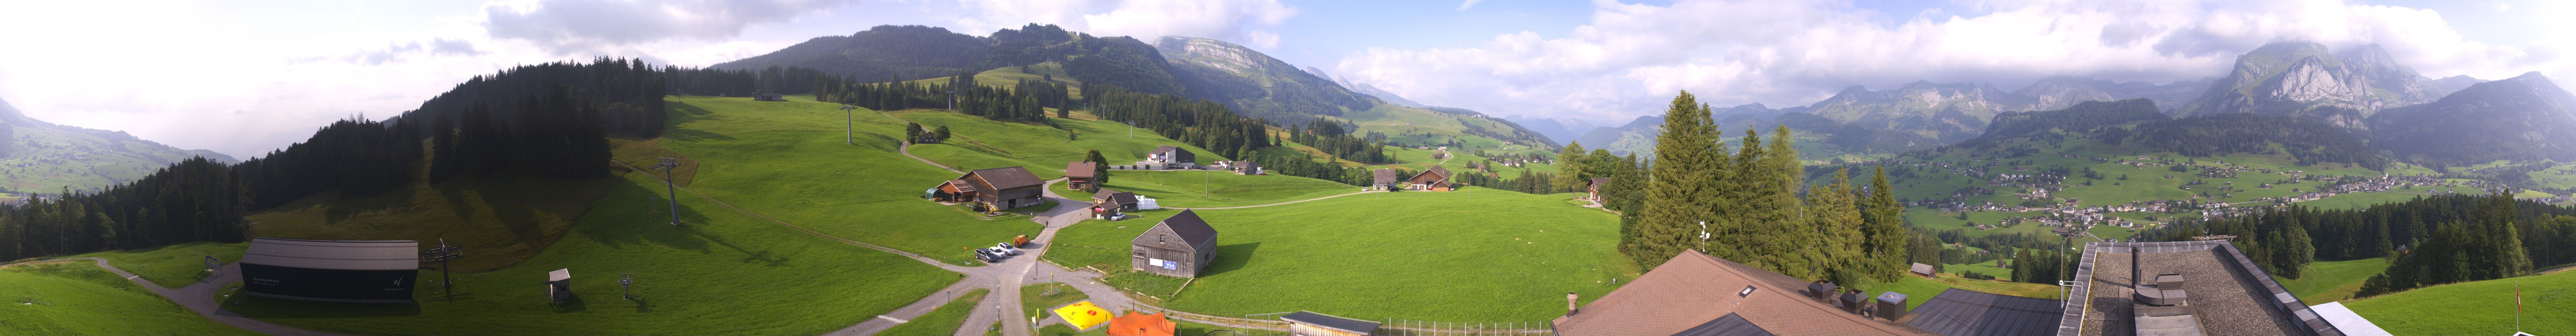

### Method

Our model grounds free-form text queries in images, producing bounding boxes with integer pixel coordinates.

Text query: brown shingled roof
[1131,210,1217,252]
[1553,250,1923,336]
[1066,162,1098,178]
[1373,169,1399,183]
[962,166,1045,190]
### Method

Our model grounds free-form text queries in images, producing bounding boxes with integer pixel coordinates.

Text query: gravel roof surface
[2079,250,2303,336]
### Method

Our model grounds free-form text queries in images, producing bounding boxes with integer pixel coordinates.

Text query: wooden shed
[1910,262,1935,278]
[1147,145,1196,165]
[1066,161,1100,189]
[938,167,1046,211]
[1231,160,1262,175]
[1282,311,1380,336]
[1130,210,1219,278]
[1093,189,1140,219]
[1371,169,1401,191]
[1406,166,1456,191]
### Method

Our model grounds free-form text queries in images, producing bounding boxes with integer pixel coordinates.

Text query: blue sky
[0,0,2569,158]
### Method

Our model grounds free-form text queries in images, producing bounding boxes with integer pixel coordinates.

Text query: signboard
[204,256,220,270]
[1147,258,1177,270]
[1053,301,1113,330]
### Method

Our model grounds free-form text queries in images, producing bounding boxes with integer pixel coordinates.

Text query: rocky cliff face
[2178,42,2447,128]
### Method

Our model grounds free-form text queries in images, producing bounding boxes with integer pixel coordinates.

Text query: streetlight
[653,158,682,225]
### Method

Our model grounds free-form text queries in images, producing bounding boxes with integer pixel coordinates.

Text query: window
[1133,249,1145,257]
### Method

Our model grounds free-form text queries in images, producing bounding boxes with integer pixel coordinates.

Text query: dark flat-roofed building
[1903,288,2064,336]
[239,238,420,303]
[1147,145,1196,166]
[1553,249,1927,336]
[2061,240,2344,336]
[1281,310,1380,336]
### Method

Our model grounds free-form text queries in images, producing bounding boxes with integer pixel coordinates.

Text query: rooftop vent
[2137,273,2187,306]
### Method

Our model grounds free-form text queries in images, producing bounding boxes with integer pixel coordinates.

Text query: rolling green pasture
[1074,170,1357,208]
[1051,189,1634,322]
[221,176,961,336]
[1856,274,2062,310]
[2346,269,2575,335]
[0,262,262,335]
[891,110,1231,177]
[659,96,1044,264]
[66,242,246,288]
[2294,192,2426,210]
[1943,259,2014,280]
[246,175,622,271]
[2274,258,2391,303]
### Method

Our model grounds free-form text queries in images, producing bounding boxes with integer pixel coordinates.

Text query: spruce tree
[1085,150,1110,192]
[1636,91,1726,269]
[1863,166,1910,281]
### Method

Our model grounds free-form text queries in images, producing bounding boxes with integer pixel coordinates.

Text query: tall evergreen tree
[1634,91,1727,269]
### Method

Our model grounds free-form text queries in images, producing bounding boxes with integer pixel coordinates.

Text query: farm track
[4,257,353,336]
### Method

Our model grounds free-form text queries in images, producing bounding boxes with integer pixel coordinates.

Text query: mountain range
[714,24,1560,150]
[0,98,235,197]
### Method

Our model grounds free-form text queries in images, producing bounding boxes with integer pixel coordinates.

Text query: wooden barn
[1147,145,1195,165]
[1092,189,1140,220]
[1371,169,1401,191]
[1230,161,1261,175]
[1130,210,1219,278]
[1406,166,1456,191]
[1066,161,1100,189]
[1587,177,1612,202]
[933,167,1046,211]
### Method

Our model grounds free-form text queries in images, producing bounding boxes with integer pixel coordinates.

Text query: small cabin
[1231,161,1262,175]
[1407,166,1456,191]
[1586,177,1612,202]
[1371,169,1401,191]
[1093,190,1140,220]
[1066,161,1100,189]
[1130,210,1219,278]
[1146,145,1196,166]
[544,268,572,303]
[934,167,1047,211]
[1910,262,1935,278]
[1282,311,1380,336]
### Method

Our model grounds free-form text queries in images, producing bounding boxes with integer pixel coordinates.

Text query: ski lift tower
[652,158,682,225]
[840,104,858,144]
[947,89,957,110]
[420,239,464,298]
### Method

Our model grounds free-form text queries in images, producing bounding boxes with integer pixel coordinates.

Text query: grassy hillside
[65,242,246,288]
[1067,170,1356,208]
[2274,258,2391,303]
[0,262,262,335]
[890,109,1232,178]
[658,95,1044,264]
[2345,269,2575,335]
[0,119,237,198]
[222,175,961,336]
[246,175,621,272]
[1341,103,1554,152]
[1857,274,2063,310]
[878,289,989,336]
[1048,189,1636,322]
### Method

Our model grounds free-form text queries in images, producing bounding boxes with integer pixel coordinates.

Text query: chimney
[2130,245,2142,291]
[1566,292,1580,316]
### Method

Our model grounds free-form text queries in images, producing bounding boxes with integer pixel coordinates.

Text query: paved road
[38,257,354,336]
[1165,190,1383,210]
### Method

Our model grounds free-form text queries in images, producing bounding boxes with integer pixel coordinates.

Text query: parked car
[982,246,1015,259]
[972,248,1001,262]
[992,242,1022,255]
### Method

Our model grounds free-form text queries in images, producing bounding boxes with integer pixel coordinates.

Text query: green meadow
[1073,169,1357,208]
[66,242,246,288]
[2346,269,2576,335]
[0,262,262,335]
[879,289,989,336]
[2274,258,2391,304]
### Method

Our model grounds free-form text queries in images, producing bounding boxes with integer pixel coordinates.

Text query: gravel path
[39,257,354,336]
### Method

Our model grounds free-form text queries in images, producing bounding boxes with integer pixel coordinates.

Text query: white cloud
[1336,0,2575,125]
[482,0,858,55]
[953,0,1299,48]
[1459,0,1485,11]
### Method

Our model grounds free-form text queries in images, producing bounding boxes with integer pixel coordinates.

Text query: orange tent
[1103,311,1177,336]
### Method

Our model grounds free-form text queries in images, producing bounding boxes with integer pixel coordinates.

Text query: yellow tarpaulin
[1053,301,1114,330]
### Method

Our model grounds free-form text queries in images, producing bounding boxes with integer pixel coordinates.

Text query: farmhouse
[1372,169,1401,191]
[1230,160,1262,175]
[2064,240,2347,336]
[1586,177,1611,202]
[1093,189,1140,219]
[1146,145,1196,166]
[933,166,1047,211]
[238,238,420,304]
[1553,249,1920,335]
[1066,161,1100,189]
[1406,166,1456,191]
[1130,210,1219,278]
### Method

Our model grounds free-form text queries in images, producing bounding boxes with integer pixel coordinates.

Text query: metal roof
[240,238,419,271]
[963,166,1046,190]
[1132,210,1218,252]
[1904,288,2065,336]
[2306,302,2391,336]
[1066,161,1099,178]
[1281,311,1380,335]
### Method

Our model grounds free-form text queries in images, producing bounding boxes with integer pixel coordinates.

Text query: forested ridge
[1,59,672,262]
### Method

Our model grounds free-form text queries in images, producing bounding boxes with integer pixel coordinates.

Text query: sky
[0,0,2569,158]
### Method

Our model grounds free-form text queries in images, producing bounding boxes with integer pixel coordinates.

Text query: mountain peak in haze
[0,96,238,195]
[2369,71,2576,165]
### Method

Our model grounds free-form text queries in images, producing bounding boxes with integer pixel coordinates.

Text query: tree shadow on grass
[1203,242,1260,277]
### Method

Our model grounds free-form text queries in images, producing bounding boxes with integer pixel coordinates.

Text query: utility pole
[840,104,857,144]
[653,158,682,225]
[420,239,464,300]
